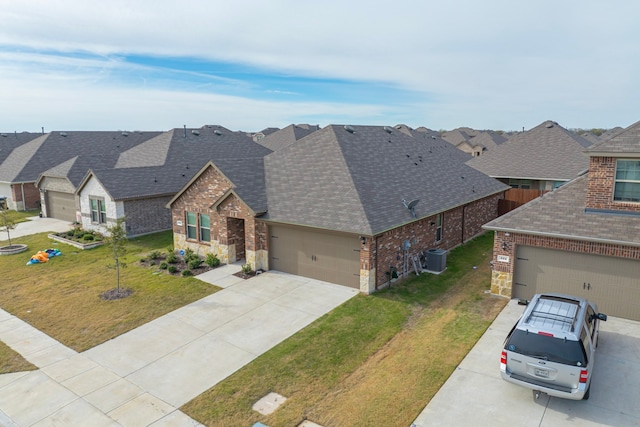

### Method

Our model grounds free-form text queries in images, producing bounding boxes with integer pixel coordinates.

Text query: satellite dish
[401,199,420,218]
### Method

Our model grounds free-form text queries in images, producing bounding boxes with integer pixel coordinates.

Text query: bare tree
[0,208,18,247]
[104,218,128,293]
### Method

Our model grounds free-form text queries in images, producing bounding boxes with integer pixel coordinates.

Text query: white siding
[78,176,120,235]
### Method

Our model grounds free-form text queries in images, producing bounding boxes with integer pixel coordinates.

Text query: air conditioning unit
[426,248,447,273]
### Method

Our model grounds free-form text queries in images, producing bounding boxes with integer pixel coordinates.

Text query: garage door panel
[46,191,76,222]
[270,225,360,288]
[514,246,640,321]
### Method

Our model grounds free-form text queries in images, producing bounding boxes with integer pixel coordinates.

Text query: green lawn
[182,232,507,426]
[0,231,219,354]
[0,341,36,374]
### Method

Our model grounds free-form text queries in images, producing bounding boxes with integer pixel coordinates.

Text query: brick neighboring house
[467,120,593,191]
[484,120,640,321]
[0,132,47,211]
[76,125,272,236]
[168,124,508,293]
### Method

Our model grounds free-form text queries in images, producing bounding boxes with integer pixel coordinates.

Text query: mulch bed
[100,288,134,300]
[138,254,215,276]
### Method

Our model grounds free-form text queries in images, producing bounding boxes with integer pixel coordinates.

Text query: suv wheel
[583,385,590,400]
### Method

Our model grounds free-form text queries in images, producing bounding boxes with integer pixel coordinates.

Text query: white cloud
[0,0,638,131]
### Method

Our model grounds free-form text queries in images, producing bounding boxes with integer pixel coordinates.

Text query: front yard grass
[0,231,218,353]
[182,232,507,426]
[0,341,36,374]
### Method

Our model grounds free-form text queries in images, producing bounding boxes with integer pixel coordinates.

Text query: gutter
[482,225,640,248]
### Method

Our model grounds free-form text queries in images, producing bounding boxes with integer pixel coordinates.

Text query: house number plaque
[497,255,510,263]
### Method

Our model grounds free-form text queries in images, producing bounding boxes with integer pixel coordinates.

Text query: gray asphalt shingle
[264,125,508,235]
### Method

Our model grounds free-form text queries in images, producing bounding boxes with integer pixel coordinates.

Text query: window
[90,198,106,224]
[199,214,210,242]
[508,179,531,189]
[614,160,640,202]
[186,212,197,240]
[435,213,443,242]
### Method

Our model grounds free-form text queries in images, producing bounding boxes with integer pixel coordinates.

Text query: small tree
[104,218,128,293]
[0,208,18,247]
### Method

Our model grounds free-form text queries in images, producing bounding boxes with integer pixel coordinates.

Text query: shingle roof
[483,174,640,246]
[257,124,320,152]
[8,131,161,185]
[0,134,47,182]
[108,125,273,201]
[213,158,268,213]
[467,120,593,181]
[585,120,640,156]
[0,132,42,166]
[263,125,508,235]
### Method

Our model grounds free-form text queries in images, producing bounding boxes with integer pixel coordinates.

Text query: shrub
[159,262,168,270]
[82,234,95,241]
[189,258,203,269]
[74,230,85,239]
[183,248,198,263]
[182,269,193,277]
[149,261,156,266]
[205,253,220,267]
[167,265,178,274]
[166,253,178,264]
[94,235,103,242]
[66,230,75,237]
[148,250,162,260]
[241,263,252,274]
[140,257,147,263]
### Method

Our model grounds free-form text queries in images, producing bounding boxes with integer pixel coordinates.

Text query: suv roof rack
[524,294,581,333]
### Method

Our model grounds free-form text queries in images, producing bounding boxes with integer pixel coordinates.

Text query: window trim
[613,159,640,203]
[186,211,197,240]
[89,197,107,224]
[199,213,211,242]
[435,213,443,242]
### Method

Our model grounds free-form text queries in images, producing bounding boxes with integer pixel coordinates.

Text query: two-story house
[484,120,640,321]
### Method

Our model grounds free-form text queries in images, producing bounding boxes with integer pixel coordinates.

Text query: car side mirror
[597,313,607,321]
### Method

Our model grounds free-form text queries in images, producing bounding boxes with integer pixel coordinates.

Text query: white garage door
[46,191,76,222]
[269,225,361,288]
[514,246,640,320]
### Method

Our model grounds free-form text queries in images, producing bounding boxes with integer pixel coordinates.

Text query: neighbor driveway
[0,216,72,242]
[0,265,358,426]
[412,298,640,426]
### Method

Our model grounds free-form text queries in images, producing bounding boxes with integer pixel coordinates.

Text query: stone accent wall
[123,196,173,236]
[586,156,640,213]
[489,229,640,297]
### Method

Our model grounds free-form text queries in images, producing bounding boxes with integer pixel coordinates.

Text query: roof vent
[191,130,200,136]
[545,122,554,128]
[59,132,68,137]
[431,135,436,139]
[214,130,222,136]
[121,131,129,137]
[384,126,394,134]
[344,125,355,133]
[1,133,6,137]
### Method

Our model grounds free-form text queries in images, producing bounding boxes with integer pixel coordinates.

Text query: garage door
[514,246,640,320]
[46,191,76,222]
[269,225,361,288]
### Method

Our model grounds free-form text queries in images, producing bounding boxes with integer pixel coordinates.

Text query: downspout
[21,183,26,211]
[461,204,466,244]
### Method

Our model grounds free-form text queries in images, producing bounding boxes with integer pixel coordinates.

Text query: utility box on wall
[426,248,447,273]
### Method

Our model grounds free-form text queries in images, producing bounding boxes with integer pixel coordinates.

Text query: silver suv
[500,293,607,400]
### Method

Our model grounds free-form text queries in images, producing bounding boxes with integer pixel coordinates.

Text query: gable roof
[466,120,593,181]
[0,132,42,166]
[257,124,320,151]
[0,134,48,183]
[585,120,640,157]
[262,125,508,236]
[483,174,640,246]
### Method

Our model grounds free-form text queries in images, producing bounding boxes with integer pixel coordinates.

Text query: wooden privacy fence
[498,188,549,215]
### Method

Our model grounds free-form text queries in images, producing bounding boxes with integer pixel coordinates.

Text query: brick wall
[586,156,640,213]
[374,193,502,288]
[490,230,640,296]
[123,196,173,236]
[11,183,41,210]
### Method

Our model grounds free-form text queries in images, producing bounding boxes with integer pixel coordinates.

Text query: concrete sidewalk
[0,265,358,426]
[0,216,73,242]
[412,299,640,427]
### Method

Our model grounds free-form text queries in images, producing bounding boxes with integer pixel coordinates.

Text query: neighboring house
[78,125,273,236]
[441,128,484,157]
[0,131,46,210]
[256,124,320,151]
[168,124,508,293]
[484,120,640,321]
[36,131,162,222]
[467,120,593,190]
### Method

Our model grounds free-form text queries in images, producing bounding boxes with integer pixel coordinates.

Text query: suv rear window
[505,329,587,366]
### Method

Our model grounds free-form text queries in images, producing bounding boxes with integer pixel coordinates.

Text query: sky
[1,0,638,133]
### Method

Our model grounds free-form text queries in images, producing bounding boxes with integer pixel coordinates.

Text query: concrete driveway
[412,299,640,427]
[0,265,358,426]
[0,216,73,242]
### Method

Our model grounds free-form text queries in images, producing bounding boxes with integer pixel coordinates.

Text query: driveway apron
[0,267,358,426]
